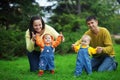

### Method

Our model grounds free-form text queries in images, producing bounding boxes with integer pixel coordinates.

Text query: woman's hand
[32,32,36,42]
[71,44,75,50]
[59,32,65,42]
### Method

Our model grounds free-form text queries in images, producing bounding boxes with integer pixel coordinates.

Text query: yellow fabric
[74,45,80,52]
[25,24,59,52]
[74,27,115,56]
[74,45,96,56]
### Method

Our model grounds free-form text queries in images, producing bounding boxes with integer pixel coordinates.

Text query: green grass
[0,44,120,80]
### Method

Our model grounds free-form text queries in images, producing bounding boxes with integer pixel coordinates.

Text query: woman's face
[33,19,42,33]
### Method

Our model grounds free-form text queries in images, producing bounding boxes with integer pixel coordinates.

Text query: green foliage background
[0,0,120,59]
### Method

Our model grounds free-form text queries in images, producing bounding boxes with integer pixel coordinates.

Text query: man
[72,16,118,72]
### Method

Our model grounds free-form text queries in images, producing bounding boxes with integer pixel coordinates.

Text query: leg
[91,57,103,71]
[84,58,92,74]
[98,56,117,72]
[48,55,54,70]
[49,56,55,74]
[27,51,40,72]
[74,58,83,76]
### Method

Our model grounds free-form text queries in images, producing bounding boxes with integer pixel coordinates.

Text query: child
[35,32,63,76]
[73,35,97,77]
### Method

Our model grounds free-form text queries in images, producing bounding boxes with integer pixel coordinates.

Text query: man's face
[87,19,98,32]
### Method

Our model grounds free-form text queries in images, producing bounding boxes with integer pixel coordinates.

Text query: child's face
[44,35,52,44]
[81,37,90,46]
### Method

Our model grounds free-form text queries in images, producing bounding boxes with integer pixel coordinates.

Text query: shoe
[38,70,44,76]
[50,70,54,74]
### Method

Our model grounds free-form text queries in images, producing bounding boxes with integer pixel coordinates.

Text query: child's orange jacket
[36,34,62,51]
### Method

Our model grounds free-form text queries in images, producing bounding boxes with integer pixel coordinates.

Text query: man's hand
[96,46,103,54]
[71,44,75,50]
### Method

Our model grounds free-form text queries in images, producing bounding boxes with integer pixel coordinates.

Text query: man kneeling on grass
[72,15,118,76]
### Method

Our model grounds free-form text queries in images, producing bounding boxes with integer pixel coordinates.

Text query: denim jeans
[91,55,116,72]
[27,50,40,72]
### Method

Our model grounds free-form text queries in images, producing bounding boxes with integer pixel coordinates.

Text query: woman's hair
[29,16,45,39]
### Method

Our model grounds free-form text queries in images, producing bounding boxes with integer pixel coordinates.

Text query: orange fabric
[52,36,62,48]
[36,34,62,51]
[36,35,44,50]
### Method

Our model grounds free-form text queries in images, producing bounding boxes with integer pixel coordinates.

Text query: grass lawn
[0,44,120,80]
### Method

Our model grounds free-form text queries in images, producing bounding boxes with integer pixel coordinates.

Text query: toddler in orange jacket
[36,32,63,76]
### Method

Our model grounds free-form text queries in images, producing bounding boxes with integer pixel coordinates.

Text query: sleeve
[46,24,59,39]
[35,35,44,48]
[73,45,80,53]
[52,36,62,48]
[25,30,35,52]
[102,29,114,54]
[88,47,97,55]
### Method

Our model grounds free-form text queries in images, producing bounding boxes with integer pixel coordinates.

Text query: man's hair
[86,15,97,22]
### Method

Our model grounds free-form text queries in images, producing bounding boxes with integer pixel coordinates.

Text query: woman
[25,16,63,72]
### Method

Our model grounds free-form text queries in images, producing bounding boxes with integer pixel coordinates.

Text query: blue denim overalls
[75,46,92,76]
[39,45,54,70]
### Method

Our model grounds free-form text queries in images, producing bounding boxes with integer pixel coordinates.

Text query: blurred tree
[0,0,41,31]
[117,0,120,4]
[48,0,120,33]
[51,0,81,15]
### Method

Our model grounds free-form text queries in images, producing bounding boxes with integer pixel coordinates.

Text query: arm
[35,34,44,48]
[102,29,114,54]
[74,39,81,46]
[46,24,59,39]
[52,36,62,48]
[96,28,114,54]
[88,47,97,55]
[46,24,65,42]
[73,45,80,53]
[25,30,35,52]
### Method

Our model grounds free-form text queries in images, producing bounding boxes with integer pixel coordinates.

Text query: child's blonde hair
[81,35,91,41]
